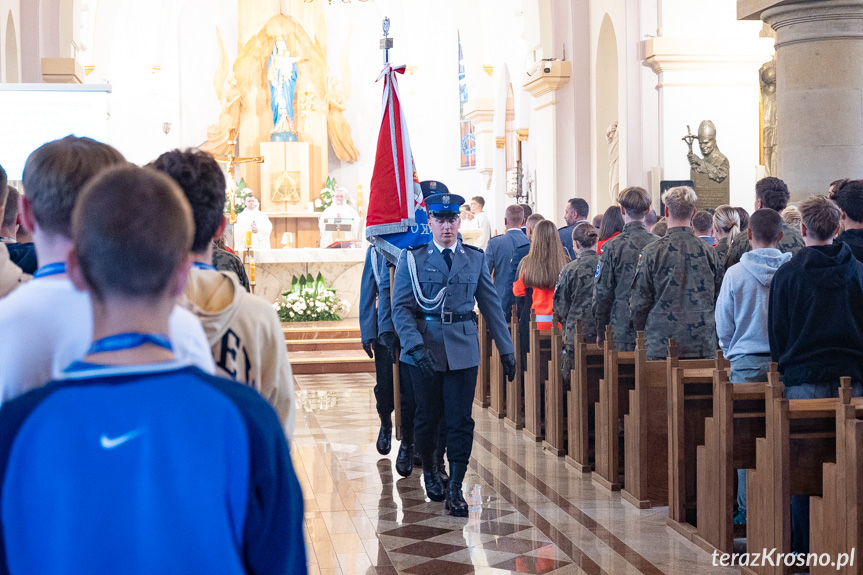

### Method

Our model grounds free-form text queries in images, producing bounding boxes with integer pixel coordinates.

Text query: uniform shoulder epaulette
[408,244,425,251]
[463,244,483,253]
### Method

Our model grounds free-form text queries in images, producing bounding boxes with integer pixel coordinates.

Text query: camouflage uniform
[213,247,251,292]
[714,236,730,269]
[629,226,721,360]
[554,250,600,347]
[593,221,656,351]
[723,221,804,270]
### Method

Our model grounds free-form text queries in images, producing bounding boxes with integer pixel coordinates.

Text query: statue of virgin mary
[267,37,299,142]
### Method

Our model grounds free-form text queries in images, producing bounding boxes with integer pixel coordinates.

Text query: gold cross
[215,129,264,224]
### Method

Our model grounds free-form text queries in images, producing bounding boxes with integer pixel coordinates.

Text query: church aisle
[292,373,738,575]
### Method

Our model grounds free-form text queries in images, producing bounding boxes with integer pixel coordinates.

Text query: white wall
[645,0,771,208]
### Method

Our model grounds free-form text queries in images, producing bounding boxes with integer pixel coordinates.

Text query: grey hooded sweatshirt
[715,247,791,360]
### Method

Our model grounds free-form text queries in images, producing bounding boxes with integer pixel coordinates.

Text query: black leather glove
[378,332,399,364]
[361,340,374,359]
[501,353,516,382]
[406,345,436,379]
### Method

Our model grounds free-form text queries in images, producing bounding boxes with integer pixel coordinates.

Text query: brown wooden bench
[810,382,863,575]
[488,330,507,418]
[565,320,603,473]
[620,333,668,507]
[474,312,490,408]
[592,326,637,491]
[742,375,863,575]
[504,304,524,431]
[524,310,552,442]
[692,367,767,555]
[542,314,565,456]
[666,352,730,540]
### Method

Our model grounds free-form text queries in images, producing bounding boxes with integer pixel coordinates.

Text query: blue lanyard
[88,332,173,355]
[33,262,66,278]
[193,262,217,271]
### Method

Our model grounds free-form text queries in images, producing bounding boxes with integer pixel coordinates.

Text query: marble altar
[248,247,365,318]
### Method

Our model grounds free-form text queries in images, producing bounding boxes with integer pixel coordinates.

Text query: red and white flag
[365,64,429,262]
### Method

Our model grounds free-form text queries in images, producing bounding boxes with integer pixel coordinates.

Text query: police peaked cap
[420,180,450,198]
[424,192,465,216]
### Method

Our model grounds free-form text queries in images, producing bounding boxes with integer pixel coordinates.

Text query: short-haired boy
[830,178,863,262]
[0,165,305,573]
[717,209,790,382]
[0,137,214,402]
[150,149,296,439]
[630,186,720,360]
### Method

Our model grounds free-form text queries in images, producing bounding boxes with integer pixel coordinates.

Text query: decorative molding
[41,58,85,84]
[641,37,775,75]
[522,60,571,98]
[517,129,529,141]
[495,137,505,149]
[463,98,495,125]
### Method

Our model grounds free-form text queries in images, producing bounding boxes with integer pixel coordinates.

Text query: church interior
[3,0,863,573]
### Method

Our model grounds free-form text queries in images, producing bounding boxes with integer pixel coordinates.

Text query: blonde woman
[513,219,570,330]
[713,205,741,267]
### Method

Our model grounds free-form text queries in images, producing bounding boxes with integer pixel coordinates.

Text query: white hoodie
[715,247,792,360]
[181,268,296,440]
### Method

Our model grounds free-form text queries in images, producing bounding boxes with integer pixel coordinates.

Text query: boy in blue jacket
[0,165,306,575]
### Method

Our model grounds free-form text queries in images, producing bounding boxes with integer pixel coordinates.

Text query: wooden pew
[666,351,730,540]
[592,326,637,491]
[474,312,490,408]
[488,332,507,419]
[810,381,862,575]
[542,313,565,456]
[565,320,603,473]
[742,375,863,575]
[621,332,668,507]
[693,367,767,554]
[504,304,524,430]
[524,310,552,442]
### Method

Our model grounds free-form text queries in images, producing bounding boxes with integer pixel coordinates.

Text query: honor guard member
[391,183,516,517]
[359,246,401,455]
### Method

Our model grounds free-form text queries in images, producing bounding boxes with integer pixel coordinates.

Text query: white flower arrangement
[275,272,349,322]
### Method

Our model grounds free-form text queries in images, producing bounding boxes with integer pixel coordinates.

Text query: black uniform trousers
[408,365,478,467]
[372,342,419,443]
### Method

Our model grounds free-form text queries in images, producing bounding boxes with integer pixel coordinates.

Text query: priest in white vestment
[234,194,273,251]
[319,187,360,247]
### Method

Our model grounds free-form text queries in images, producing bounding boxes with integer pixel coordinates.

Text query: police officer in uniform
[359,246,400,455]
[391,182,516,516]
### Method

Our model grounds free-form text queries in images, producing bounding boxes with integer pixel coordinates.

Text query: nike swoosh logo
[100,428,145,450]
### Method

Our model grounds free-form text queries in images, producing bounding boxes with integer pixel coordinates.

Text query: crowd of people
[0,137,304,572]
[4,131,863,564]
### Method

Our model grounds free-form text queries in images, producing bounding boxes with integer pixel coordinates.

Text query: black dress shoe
[413,453,423,468]
[376,424,392,455]
[395,443,414,477]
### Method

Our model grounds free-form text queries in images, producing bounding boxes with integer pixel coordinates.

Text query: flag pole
[379,17,403,441]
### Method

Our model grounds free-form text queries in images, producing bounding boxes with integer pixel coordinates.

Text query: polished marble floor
[292,373,739,575]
